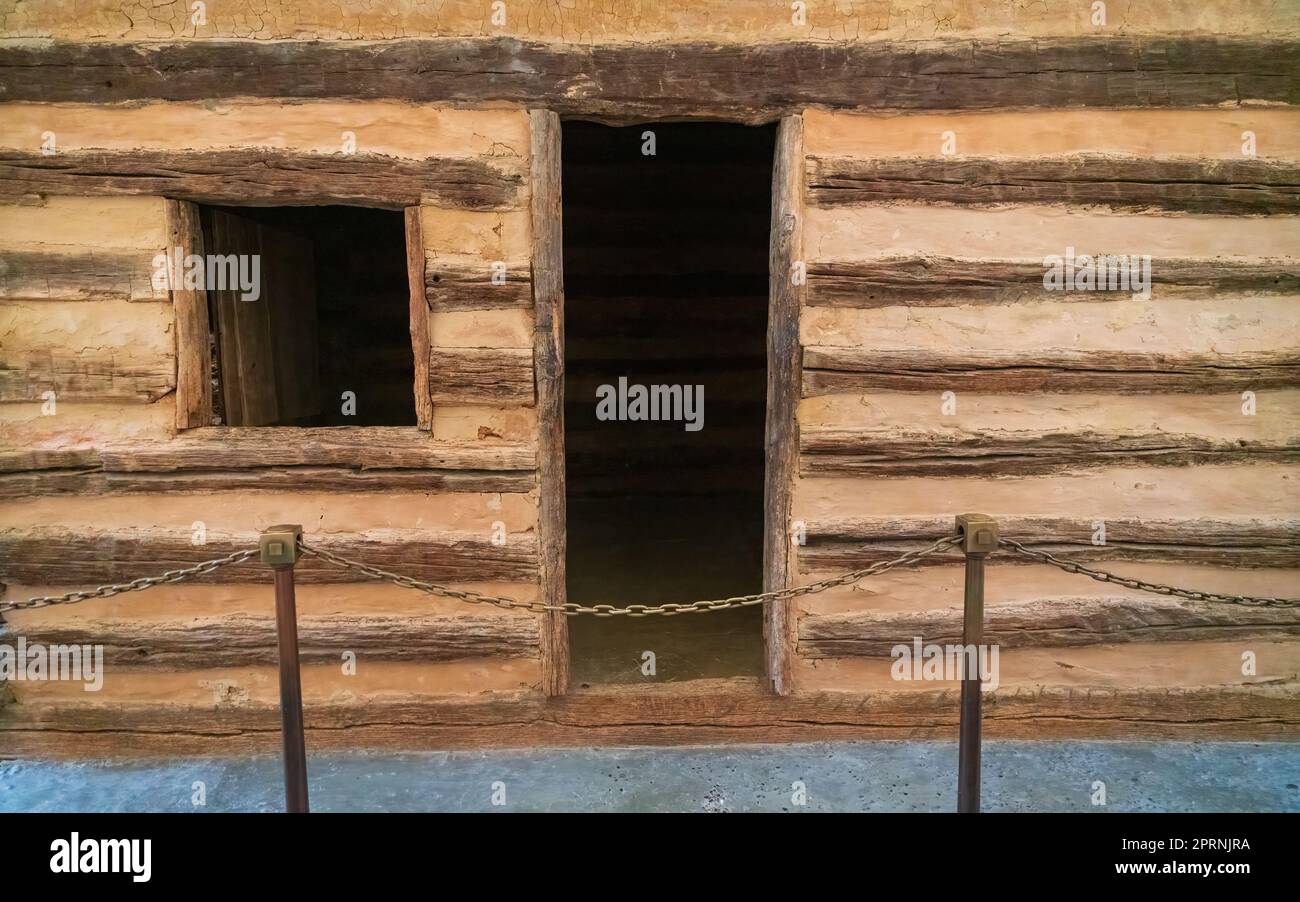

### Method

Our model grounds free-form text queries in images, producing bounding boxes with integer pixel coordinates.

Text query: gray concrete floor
[3,742,1298,812]
[7,743,1300,816]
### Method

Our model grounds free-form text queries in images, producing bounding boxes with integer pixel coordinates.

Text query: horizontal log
[0,38,1294,118]
[429,347,535,406]
[806,155,1300,214]
[97,427,535,472]
[0,430,537,497]
[799,516,1300,571]
[0,249,164,301]
[0,350,174,402]
[426,257,532,311]
[805,257,1300,307]
[802,348,1300,395]
[3,680,1297,755]
[0,149,522,210]
[797,596,1300,657]
[0,466,536,499]
[0,527,539,585]
[3,613,539,668]
[799,429,1300,476]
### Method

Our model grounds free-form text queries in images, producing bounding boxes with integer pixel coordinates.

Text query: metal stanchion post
[955,513,998,813]
[260,524,309,814]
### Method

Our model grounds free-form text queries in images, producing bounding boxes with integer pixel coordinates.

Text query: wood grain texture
[0,350,174,402]
[0,149,523,210]
[1,37,1295,118]
[4,613,540,668]
[167,199,213,430]
[530,109,569,697]
[805,257,1300,307]
[764,115,804,696]
[3,680,1296,757]
[799,429,1300,476]
[798,596,1300,657]
[0,429,536,496]
[799,516,1300,571]
[98,427,535,471]
[0,249,163,301]
[429,347,535,406]
[802,348,1300,395]
[0,527,539,584]
[426,257,533,311]
[806,155,1300,214]
[405,206,433,430]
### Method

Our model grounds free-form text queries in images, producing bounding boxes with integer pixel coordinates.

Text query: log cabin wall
[0,1,1298,753]
[790,107,1300,704]
[0,101,552,750]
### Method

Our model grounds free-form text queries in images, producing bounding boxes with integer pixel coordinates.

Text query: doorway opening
[200,205,415,426]
[563,121,776,686]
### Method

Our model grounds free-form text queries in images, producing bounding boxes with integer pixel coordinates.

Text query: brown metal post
[955,513,998,813]
[261,524,309,813]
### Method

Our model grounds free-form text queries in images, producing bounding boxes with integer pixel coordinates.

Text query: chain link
[297,535,963,616]
[0,549,259,614]
[999,538,1300,608]
[4,533,1294,617]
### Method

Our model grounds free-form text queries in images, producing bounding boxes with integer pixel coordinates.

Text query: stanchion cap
[260,524,303,566]
[955,513,999,554]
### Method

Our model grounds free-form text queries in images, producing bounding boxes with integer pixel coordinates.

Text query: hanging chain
[0,549,260,614]
[3,533,1294,616]
[999,539,1300,608]
[296,535,963,617]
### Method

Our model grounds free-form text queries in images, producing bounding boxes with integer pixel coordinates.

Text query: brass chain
[296,535,963,616]
[0,548,260,614]
[999,538,1300,608]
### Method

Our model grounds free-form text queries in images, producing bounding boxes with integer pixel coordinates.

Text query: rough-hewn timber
[429,347,535,406]
[0,37,1295,118]
[0,528,539,584]
[799,429,1300,476]
[806,155,1300,214]
[0,149,523,210]
[3,614,540,668]
[802,348,1300,395]
[805,257,1300,307]
[798,596,1300,657]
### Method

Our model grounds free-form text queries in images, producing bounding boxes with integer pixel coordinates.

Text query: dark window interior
[202,205,414,427]
[563,121,775,686]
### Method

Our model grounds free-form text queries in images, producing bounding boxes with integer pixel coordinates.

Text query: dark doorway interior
[202,205,414,427]
[563,121,775,686]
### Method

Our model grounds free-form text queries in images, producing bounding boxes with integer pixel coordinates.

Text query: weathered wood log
[0,350,175,402]
[797,596,1300,657]
[0,527,539,584]
[806,155,1300,214]
[805,257,1300,307]
[3,680,1297,756]
[799,429,1300,477]
[0,249,163,301]
[0,38,1294,118]
[167,199,213,429]
[0,466,536,499]
[426,257,532,311]
[429,347,535,406]
[530,109,570,696]
[97,427,535,471]
[799,516,1300,570]
[0,149,523,210]
[405,206,433,430]
[764,116,804,696]
[3,613,540,668]
[802,348,1300,395]
[0,430,537,496]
